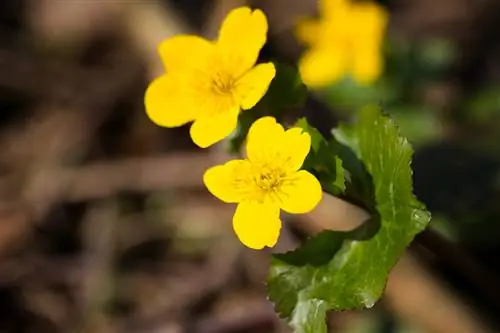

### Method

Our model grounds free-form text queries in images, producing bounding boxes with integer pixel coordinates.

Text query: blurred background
[1,0,500,332]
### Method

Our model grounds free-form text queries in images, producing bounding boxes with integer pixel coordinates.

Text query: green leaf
[328,156,346,195]
[295,118,325,154]
[227,111,257,154]
[294,118,346,196]
[386,104,443,145]
[320,77,380,110]
[227,61,307,154]
[262,61,307,110]
[267,106,431,333]
[319,74,403,115]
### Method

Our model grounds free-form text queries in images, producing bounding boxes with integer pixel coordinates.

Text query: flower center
[211,71,236,95]
[254,166,285,192]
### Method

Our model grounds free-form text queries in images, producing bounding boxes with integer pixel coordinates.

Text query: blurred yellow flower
[296,0,388,88]
[145,7,276,148]
[203,117,323,249]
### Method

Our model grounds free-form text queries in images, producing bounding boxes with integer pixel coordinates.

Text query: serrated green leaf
[294,118,346,196]
[262,61,307,109]
[227,111,257,154]
[267,106,431,333]
[386,104,443,145]
[295,118,325,153]
[227,62,307,154]
[330,156,346,194]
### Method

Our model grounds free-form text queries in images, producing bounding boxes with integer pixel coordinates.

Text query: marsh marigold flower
[145,7,276,148]
[296,0,388,88]
[203,117,323,249]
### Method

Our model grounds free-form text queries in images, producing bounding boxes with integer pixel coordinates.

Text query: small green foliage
[320,77,381,110]
[227,111,258,154]
[228,61,307,154]
[263,61,307,110]
[267,107,431,333]
[386,104,443,145]
[295,118,346,196]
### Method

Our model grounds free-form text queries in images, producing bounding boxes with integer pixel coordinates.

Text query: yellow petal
[281,128,312,171]
[233,201,281,249]
[321,0,350,17]
[236,62,276,110]
[280,170,322,214]
[190,108,239,148]
[295,18,321,46]
[204,160,252,203]
[158,35,214,73]
[350,2,388,40]
[245,118,311,171]
[144,75,195,127]
[349,3,387,85]
[217,7,268,73]
[245,116,285,163]
[299,48,347,88]
[352,50,383,85]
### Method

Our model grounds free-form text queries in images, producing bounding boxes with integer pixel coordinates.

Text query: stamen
[251,165,288,203]
[211,71,236,95]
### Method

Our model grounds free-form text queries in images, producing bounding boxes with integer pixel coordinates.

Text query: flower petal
[295,18,321,46]
[245,117,311,171]
[350,2,388,40]
[321,0,350,18]
[144,75,195,127]
[203,160,252,203]
[299,48,347,88]
[233,201,281,249]
[190,108,239,148]
[281,128,312,171]
[236,62,276,110]
[280,170,322,214]
[217,7,268,73]
[349,4,387,84]
[245,116,285,163]
[352,49,383,84]
[158,35,214,73]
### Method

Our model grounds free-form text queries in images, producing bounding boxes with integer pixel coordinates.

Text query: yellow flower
[144,7,276,148]
[296,0,388,88]
[203,117,323,249]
